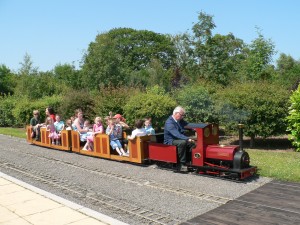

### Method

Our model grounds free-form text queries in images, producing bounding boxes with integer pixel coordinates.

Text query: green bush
[92,86,140,121]
[0,94,17,127]
[287,86,300,152]
[0,94,63,127]
[13,95,63,126]
[175,84,217,123]
[56,88,94,121]
[215,81,290,146]
[123,88,176,130]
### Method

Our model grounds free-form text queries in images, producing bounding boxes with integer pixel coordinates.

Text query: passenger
[46,117,59,145]
[65,119,72,130]
[106,119,127,156]
[127,119,147,140]
[83,117,104,151]
[164,106,196,172]
[30,110,43,141]
[126,119,147,156]
[144,118,155,135]
[83,120,92,132]
[54,114,64,145]
[113,114,129,150]
[45,106,56,122]
[70,116,75,124]
[72,109,87,142]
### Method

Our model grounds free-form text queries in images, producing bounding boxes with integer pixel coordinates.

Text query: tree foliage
[238,30,276,81]
[81,28,176,89]
[287,86,300,152]
[215,81,289,147]
[123,86,176,130]
[0,64,15,95]
[175,84,217,123]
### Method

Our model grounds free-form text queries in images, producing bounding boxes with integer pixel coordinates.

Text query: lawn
[248,149,300,182]
[0,127,26,138]
[0,127,299,182]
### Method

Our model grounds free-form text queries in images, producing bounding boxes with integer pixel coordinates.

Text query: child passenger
[65,119,72,130]
[127,119,147,155]
[106,119,128,156]
[83,117,104,151]
[127,119,147,140]
[46,117,59,145]
[54,114,64,145]
[113,114,129,151]
[30,110,43,140]
[144,118,155,135]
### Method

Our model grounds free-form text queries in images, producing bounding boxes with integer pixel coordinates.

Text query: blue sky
[1,0,299,72]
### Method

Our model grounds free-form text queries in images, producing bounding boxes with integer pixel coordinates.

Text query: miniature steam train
[26,123,257,180]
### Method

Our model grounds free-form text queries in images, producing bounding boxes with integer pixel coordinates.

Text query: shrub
[175,84,217,123]
[56,88,94,121]
[287,86,300,152]
[0,94,17,126]
[215,81,290,147]
[123,88,176,130]
[13,95,63,126]
[92,86,140,120]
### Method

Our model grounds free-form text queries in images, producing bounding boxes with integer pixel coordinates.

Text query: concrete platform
[0,172,127,225]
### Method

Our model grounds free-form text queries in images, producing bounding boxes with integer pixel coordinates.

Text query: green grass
[248,149,300,182]
[0,127,299,182]
[0,127,27,138]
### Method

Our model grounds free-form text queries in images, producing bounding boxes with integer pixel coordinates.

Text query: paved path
[0,172,127,225]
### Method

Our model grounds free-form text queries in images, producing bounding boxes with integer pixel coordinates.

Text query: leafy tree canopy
[81,28,176,89]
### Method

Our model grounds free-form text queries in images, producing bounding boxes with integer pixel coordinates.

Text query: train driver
[164,106,195,172]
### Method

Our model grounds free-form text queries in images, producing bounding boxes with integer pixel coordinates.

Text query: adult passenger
[72,109,87,141]
[45,106,56,122]
[164,106,195,172]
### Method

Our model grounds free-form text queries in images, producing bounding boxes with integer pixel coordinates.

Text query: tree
[81,28,176,89]
[53,63,83,89]
[238,29,276,81]
[191,12,245,85]
[13,53,39,98]
[276,53,296,73]
[275,54,300,90]
[0,64,15,95]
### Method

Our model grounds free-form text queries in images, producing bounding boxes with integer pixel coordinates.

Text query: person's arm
[119,121,129,129]
[127,130,136,140]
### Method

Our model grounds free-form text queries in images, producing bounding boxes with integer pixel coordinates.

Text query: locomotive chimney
[238,124,244,152]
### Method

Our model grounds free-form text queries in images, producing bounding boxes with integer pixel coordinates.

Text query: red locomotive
[148,123,256,180]
[26,122,256,180]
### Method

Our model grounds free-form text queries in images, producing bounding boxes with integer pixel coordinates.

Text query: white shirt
[130,128,147,139]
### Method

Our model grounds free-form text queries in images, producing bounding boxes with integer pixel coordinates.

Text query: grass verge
[248,149,300,183]
[0,127,26,139]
